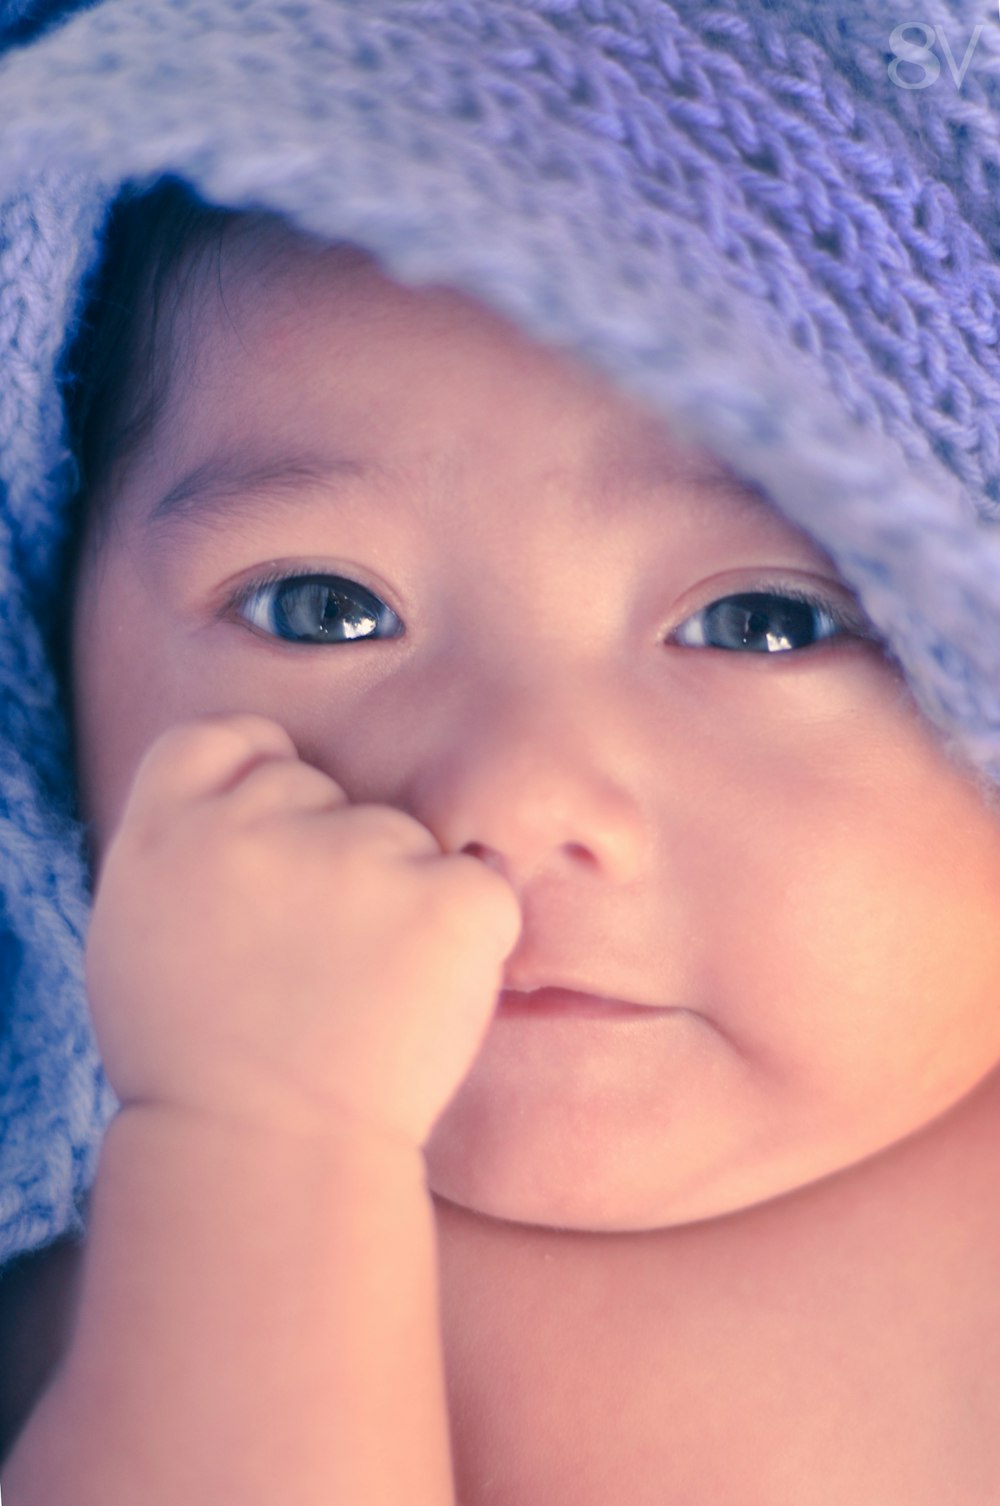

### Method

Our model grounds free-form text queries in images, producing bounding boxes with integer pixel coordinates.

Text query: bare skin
[5,711,519,1506]
[435,1070,1000,1503]
[8,222,1000,1500]
[6,1084,1000,1502]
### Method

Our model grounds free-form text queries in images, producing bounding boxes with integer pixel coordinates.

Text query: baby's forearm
[2,1105,456,1505]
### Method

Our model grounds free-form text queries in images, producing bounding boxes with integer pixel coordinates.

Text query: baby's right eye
[230,570,404,645]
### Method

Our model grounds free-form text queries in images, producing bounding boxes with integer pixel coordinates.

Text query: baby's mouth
[496,985,673,1019]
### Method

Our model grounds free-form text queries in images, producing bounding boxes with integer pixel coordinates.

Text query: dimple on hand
[83,712,523,1152]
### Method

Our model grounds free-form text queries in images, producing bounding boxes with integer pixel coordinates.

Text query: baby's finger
[221,756,348,825]
[308,800,445,861]
[420,850,523,959]
[126,713,299,821]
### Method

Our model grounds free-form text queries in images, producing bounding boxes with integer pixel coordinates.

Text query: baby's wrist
[7,1076,438,1505]
[105,1094,429,1193]
[109,1065,429,1168]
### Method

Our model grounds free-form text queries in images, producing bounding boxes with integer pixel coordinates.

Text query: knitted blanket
[2,0,1000,1267]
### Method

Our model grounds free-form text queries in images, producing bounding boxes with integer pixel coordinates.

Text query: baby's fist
[85,713,522,1150]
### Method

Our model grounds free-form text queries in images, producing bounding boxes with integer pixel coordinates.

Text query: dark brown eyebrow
[140,441,775,547]
[142,446,388,540]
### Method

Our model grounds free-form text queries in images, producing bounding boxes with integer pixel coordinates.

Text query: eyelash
[226,565,403,644]
[668,581,871,653]
[224,566,873,654]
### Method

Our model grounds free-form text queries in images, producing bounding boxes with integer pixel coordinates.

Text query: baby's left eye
[230,572,403,644]
[670,591,852,653]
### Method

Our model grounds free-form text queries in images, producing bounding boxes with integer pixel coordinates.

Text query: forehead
[170,229,677,447]
[127,220,784,549]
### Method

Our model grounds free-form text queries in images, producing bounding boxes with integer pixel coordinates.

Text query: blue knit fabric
[2,0,1000,1268]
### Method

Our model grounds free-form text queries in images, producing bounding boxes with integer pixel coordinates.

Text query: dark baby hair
[61,174,241,553]
[60,173,362,559]
[53,175,361,710]
[52,175,242,712]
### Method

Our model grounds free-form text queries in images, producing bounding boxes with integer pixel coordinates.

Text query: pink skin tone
[69,222,1000,1237]
[81,709,524,1152]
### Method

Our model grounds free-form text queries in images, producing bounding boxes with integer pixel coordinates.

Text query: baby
[4,177,1000,1504]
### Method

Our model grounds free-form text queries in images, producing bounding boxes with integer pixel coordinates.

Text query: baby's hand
[84,712,522,1151]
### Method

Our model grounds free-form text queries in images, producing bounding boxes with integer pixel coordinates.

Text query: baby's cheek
[685,691,989,1063]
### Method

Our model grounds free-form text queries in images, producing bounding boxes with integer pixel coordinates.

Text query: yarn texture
[2,0,1000,1268]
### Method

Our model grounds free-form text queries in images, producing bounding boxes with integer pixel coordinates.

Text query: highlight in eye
[228,567,403,644]
[224,568,875,656]
[670,586,873,654]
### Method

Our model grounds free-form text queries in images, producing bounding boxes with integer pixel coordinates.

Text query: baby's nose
[397,675,648,888]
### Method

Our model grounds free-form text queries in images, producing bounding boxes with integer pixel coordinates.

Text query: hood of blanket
[2,0,1000,1265]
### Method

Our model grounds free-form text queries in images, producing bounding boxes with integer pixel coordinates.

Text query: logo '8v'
[888,20,985,89]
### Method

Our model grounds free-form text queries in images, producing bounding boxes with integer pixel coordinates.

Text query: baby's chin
[421,1043,858,1236]
[424,1134,849,1237]
[422,1016,1000,1236]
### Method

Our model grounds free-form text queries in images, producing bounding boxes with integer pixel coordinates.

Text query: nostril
[462,838,598,871]
[564,840,598,868]
[462,840,504,871]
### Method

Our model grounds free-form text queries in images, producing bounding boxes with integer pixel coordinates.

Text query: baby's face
[70,225,1000,1233]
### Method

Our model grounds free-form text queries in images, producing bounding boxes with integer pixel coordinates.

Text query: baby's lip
[496,986,675,1018]
[499,973,672,1013]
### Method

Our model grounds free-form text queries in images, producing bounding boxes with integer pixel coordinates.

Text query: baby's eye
[670,590,855,654]
[231,571,403,644]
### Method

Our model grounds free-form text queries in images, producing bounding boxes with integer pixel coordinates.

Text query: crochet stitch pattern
[2,0,1000,1267]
